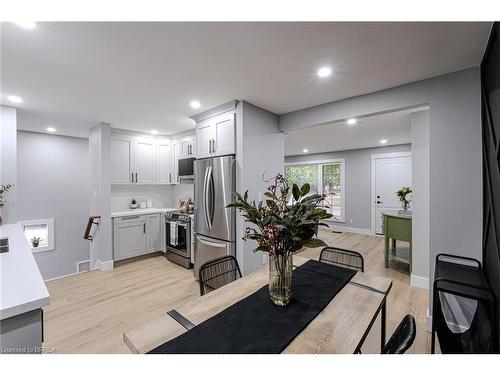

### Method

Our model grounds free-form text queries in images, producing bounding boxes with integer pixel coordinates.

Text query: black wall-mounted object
[481,21,500,351]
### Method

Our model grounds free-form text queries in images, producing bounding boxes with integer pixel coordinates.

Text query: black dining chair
[319,246,365,272]
[382,314,416,354]
[198,255,242,296]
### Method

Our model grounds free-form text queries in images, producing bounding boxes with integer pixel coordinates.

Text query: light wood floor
[43,230,430,353]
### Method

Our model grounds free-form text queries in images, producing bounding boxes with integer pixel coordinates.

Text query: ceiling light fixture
[317,67,332,78]
[7,95,23,104]
[150,130,159,135]
[380,139,388,144]
[303,148,309,153]
[190,100,201,109]
[347,118,357,125]
[13,21,37,29]
[46,127,56,133]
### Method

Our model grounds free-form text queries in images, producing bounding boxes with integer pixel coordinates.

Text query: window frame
[19,218,55,253]
[285,158,346,223]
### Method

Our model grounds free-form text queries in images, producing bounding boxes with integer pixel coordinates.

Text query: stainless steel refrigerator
[193,155,236,279]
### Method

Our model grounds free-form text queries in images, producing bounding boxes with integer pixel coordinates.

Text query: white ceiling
[284,109,419,156]
[0,22,491,138]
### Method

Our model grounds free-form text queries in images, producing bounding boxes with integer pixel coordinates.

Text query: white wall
[236,101,284,275]
[285,144,411,232]
[0,105,18,222]
[410,111,430,288]
[89,123,112,270]
[14,131,90,280]
[279,67,482,304]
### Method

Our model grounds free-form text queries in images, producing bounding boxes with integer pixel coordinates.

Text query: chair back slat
[198,255,242,296]
[319,246,364,272]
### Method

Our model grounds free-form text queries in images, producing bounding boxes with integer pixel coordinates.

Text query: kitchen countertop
[111,208,179,218]
[0,223,50,320]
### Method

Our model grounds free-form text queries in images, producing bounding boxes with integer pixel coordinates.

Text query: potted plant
[228,174,332,306]
[0,184,13,226]
[31,237,41,248]
[130,198,138,209]
[396,186,412,212]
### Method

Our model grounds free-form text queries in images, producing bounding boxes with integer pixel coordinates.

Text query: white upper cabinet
[214,112,235,156]
[196,119,216,159]
[196,112,235,158]
[172,141,181,184]
[156,139,173,184]
[179,136,196,158]
[134,137,156,184]
[111,134,135,184]
[111,131,195,185]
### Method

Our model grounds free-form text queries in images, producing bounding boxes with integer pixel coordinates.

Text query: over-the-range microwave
[178,157,196,180]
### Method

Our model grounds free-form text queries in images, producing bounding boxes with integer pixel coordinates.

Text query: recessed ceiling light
[380,139,388,144]
[347,118,357,125]
[13,21,37,29]
[317,67,332,78]
[150,130,159,135]
[303,148,309,153]
[7,95,23,104]
[190,100,201,109]
[46,127,56,133]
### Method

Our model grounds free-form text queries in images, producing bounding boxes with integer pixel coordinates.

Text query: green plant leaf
[292,183,300,201]
[300,183,310,196]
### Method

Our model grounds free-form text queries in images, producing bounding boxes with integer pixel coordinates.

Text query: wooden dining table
[123,256,393,354]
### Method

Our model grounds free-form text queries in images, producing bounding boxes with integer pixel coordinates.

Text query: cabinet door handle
[169,173,171,183]
[135,172,138,183]
[212,139,216,153]
[143,223,146,234]
[131,172,134,183]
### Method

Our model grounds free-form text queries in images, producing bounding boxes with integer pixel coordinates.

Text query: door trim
[370,151,412,235]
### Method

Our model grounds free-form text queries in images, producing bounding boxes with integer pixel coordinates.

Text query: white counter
[111,207,179,218]
[0,223,50,320]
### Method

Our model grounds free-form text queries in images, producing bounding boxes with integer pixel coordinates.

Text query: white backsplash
[111,183,194,211]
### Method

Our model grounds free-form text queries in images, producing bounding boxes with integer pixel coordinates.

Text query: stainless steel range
[165,211,192,269]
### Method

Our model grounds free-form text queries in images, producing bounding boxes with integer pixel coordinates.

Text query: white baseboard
[327,225,371,235]
[95,259,114,271]
[410,274,429,289]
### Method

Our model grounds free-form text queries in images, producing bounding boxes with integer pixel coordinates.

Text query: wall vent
[77,260,90,273]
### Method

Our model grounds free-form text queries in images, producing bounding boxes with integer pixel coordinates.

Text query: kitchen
[107,101,239,275]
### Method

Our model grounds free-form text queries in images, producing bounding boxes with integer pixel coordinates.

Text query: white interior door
[374,155,411,234]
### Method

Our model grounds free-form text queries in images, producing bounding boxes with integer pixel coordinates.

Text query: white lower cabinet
[113,213,164,261]
[146,214,162,253]
[113,216,147,261]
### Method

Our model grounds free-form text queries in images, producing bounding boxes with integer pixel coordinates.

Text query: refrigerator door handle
[198,237,227,248]
[206,166,214,228]
[203,165,211,229]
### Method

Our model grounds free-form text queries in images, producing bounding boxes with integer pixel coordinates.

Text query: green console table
[382,211,412,273]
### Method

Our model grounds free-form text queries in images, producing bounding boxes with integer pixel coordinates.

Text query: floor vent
[77,260,90,273]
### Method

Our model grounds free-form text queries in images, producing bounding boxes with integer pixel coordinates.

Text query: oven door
[165,220,190,258]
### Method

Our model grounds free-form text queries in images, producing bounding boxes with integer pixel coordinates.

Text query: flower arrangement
[227,174,332,305]
[396,186,412,211]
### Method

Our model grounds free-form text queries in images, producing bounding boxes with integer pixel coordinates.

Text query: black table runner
[148,260,356,354]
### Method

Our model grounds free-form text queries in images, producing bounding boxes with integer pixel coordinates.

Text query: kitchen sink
[0,237,9,253]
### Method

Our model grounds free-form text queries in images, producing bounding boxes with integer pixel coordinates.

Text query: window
[20,218,55,253]
[285,159,345,222]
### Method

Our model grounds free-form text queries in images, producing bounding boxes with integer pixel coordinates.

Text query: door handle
[198,238,227,248]
[203,166,211,229]
[143,223,146,234]
[376,201,383,204]
[135,172,138,183]
[212,139,216,153]
[169,173,171,183]
[205,166,213,229]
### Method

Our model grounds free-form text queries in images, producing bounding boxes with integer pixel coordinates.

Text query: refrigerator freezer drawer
[193,234,235,280]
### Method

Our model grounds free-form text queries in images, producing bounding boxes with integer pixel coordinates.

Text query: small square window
[19,218,55,253]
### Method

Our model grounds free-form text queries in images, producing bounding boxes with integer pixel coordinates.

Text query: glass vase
[269,251,293,306]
